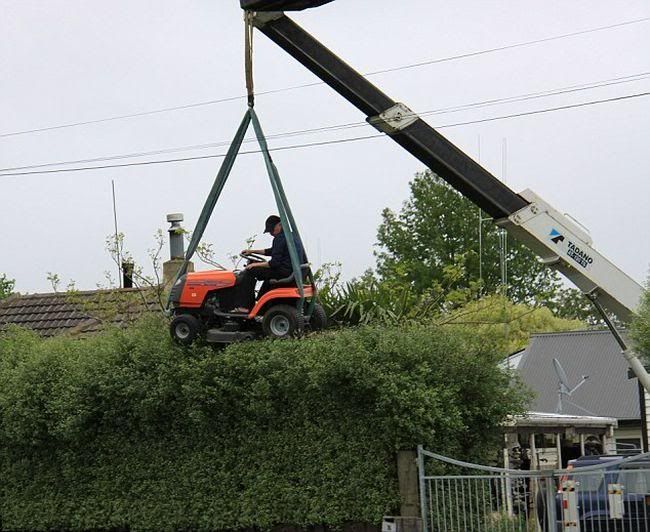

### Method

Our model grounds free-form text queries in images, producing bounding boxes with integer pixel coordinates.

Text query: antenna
[477,134,483,288]
[553,358,590,414]
[111,180,122,288]
[499,138,508,292]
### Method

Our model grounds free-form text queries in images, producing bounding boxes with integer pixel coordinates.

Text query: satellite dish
[553,358,590,414]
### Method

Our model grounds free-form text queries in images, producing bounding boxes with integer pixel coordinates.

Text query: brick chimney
[162,213,193,288]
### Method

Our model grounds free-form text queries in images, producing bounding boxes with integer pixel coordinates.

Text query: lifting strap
[250,109,305,316]
[178,110,251,278]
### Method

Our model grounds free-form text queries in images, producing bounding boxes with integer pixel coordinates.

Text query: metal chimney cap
[166,213,184,223]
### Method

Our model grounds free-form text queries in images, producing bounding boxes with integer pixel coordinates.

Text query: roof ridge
[530,328,625,338]
[2,287,153,300]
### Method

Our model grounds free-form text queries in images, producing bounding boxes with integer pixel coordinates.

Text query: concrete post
[397,450,420,518]
[397,451,422,532]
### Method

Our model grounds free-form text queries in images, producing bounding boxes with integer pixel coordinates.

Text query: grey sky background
[1,0,649,294]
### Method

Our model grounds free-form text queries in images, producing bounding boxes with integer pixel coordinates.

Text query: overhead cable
[1,90,648,178]
[2,71,648,173]
[0,16,647,138]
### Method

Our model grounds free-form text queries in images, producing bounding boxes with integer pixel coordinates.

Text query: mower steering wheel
[240,252,266,263]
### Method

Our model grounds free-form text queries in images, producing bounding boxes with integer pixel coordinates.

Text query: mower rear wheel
[170,314,201,345]
[309,303,327,331]
[262,304,303,339]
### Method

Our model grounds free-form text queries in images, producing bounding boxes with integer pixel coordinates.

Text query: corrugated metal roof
[517,330,639,420]
[0,288,161,337]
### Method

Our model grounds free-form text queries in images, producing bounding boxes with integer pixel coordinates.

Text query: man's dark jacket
[264,231,307,276]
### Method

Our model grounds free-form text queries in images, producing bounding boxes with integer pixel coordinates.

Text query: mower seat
[269,264,310,286]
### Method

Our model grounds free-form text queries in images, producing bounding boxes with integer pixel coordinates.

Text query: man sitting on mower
[232,214,307,313]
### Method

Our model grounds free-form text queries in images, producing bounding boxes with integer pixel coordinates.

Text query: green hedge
[0,317,527,530]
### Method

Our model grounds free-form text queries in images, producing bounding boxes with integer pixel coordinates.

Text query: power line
[1,16,647,139]
[3,71,648,173]
[364,17,650,76]
[434,91,650,129]
[1,90,647,178]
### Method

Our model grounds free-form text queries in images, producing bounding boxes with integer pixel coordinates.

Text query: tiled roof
[0,288,163,337]
[515,330,639,421]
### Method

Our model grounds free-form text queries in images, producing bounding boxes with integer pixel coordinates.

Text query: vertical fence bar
[439,479,445,532]
[433,478,439,532]
[472,478,481,532]
[438,480,443,531]
[481,478,489,532]
[545,470,557,532]
[427,480,433,531]
[449,479,461,530]
[417,446,429,532]
[460,476,467,532]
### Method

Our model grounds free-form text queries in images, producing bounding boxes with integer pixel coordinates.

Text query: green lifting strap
[250,109,306,317]
[167,107,313,321]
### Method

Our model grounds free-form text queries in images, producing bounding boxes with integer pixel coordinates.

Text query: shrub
[0,317,528,530]
[632,287,650,361]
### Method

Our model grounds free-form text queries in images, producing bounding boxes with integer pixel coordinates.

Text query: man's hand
[241,249,253,256]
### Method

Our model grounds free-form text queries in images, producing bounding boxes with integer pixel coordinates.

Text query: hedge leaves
[0,317,527,530]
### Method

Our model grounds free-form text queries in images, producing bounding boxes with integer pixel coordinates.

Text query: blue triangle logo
[549,228,565,244]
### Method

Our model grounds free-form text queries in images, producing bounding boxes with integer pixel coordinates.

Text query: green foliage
[545,287,601,325]
[0,317,528,530]
[317,265,584,355]
[632,287,650,360]
[376,171,565,306]
[318,265,449,326]
[440,294,584,354]
[0,273,15,300]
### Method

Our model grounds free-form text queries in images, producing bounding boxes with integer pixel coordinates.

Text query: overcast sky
[1,0,648,294]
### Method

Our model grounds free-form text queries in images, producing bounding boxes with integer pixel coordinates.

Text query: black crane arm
[238,1,650,391]
[241,0,334,10]
[242,9,528,220]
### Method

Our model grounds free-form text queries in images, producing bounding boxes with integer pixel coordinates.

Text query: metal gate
[417,446,650,532]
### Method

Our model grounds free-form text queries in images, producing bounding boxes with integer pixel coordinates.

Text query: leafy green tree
[545,287,601,325]
[440,294,584,354]
[0,273,15,300]
[376,170,564,306]
[631,287,650,360]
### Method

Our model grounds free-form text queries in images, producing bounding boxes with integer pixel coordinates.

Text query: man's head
[264,215,282,236]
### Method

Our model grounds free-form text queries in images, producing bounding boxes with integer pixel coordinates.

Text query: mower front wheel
[262,304,303,339]
[170,314,202,345]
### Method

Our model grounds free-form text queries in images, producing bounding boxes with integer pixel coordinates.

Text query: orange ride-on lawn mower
[168,252,327,345]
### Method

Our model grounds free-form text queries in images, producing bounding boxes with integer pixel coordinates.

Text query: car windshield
[570,470,606,492]
[618,469,650,493]
[567,462,650,494]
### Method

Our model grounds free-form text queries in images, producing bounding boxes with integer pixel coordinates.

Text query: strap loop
[244,13,255,108]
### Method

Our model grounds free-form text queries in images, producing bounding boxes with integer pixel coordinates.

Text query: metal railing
[417,446,650,532]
